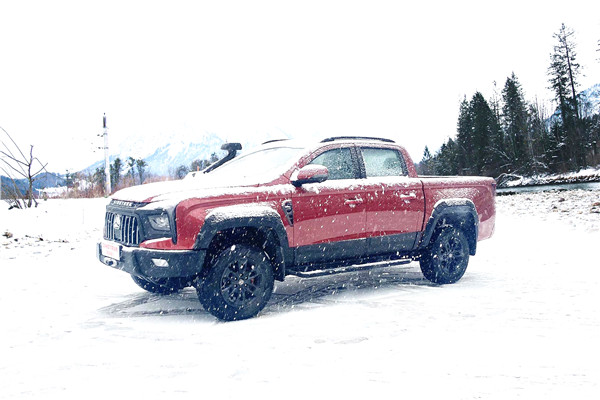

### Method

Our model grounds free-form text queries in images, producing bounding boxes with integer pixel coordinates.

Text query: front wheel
[420,227,470,284]
[196,245,274,321]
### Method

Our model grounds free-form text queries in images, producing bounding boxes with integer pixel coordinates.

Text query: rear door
[292,146,367,264]
[358,146,425,256]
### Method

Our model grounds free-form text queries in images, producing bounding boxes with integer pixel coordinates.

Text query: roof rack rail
[321,136,395,143]
[262,138,290,145]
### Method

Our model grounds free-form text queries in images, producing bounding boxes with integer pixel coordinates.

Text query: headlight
[148,214,171,231]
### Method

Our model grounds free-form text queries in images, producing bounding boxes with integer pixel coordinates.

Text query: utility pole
[103,113,111,195]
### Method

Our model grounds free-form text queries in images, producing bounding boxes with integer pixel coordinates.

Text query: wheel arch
[419,199,479,256]
[194,204,292,281]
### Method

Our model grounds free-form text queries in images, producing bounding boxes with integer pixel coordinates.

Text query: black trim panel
[295,238,366,265]
[295,232,418,266]
[194,206,293,278]
[97,243,206,279]
[366,232,419,256]
[418,200,479,256]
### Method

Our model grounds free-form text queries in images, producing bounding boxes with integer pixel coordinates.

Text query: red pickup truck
[98,137,495,320]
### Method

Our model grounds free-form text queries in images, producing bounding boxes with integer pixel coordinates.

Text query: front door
[292,146,366,265]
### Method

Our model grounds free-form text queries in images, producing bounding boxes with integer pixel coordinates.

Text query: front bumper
[97,242,206,279]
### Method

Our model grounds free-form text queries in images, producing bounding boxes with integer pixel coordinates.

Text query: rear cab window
[360,147,408,178]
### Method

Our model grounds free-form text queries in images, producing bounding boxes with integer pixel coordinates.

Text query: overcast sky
[1,0,599,172]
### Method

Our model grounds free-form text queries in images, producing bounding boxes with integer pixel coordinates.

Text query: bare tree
[0,126,48,208]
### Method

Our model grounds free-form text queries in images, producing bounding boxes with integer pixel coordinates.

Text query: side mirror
[291,165,329,187]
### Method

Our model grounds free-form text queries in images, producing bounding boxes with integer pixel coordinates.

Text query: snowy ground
[1,192,599,399]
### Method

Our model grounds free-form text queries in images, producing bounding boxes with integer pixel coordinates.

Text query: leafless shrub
[1,126,48,209]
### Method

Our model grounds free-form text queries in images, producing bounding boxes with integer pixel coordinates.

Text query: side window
[361,148,407,177]
[309,148,358,180]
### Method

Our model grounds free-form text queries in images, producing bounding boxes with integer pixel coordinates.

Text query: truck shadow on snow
[98,263,435,320]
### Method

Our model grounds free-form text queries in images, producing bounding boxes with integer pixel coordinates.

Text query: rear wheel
[196,244,274,321]
[131,275,190,294]
[420,227,470,284]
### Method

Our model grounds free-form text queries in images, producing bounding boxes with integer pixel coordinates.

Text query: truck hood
[111,176,258,203]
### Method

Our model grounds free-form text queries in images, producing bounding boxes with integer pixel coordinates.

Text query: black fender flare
[418,199,479,256]
[194,204,293,280]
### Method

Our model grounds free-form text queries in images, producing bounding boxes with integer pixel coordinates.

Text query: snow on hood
[111,176,255,203]
[111,180,185,203]
[111,175,294,208]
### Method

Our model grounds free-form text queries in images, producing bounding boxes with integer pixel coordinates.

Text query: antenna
[102,113,111,195]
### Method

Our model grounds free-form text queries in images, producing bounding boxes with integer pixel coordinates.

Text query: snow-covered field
[1,191,599,399]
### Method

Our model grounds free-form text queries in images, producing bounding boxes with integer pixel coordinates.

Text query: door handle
[344,198,364,208]
[399,192,417,201]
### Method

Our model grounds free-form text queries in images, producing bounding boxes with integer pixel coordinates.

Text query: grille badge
[113,214,122,231]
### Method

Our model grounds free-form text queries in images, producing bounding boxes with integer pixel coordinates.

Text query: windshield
[199,146,305,185]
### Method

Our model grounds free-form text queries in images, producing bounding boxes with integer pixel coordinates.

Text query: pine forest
[419,24,600,181]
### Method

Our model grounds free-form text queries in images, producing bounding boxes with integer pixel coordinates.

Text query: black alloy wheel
[420,227,470,284]
[196,244,274,321]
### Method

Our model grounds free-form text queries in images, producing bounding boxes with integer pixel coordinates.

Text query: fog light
[152,258,169,267]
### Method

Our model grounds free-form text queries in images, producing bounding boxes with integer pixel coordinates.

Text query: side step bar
[287,259,412,278]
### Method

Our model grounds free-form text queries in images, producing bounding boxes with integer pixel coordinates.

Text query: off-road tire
[131,275,190,294]
[420,227,470,284]
[196,244,274,321]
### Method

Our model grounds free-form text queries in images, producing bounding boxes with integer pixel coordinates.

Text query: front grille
[104,212,140,246]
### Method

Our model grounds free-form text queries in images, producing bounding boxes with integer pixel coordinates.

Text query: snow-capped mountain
[137,133,226,176]
[83,130,292,177]
[548,82,600,124]
[579,83,600,117]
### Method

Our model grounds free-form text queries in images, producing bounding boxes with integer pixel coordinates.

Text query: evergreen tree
[527,99,550,173]
[501,73,530,172]
[110,157,122,188]
[469,92,496,175]
[433,93,501,177]
[175,165,189,179]
[548,23,584,170]
[419,146,433,175]
[587,114,600,165]
[127,156,136,183]
[456,97,473,174]
[488,107,505,175]
[93,167,106,190]
[547,121,567,171]
[191,159,211,172]
[431,139,460,176]
[135,159,147,184]
[65,170,75,189]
